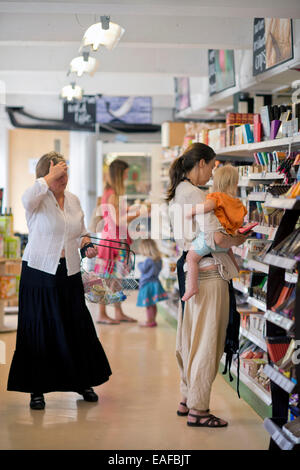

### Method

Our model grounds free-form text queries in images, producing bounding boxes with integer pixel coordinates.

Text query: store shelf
[264,253,296,270]
[240,327,267,352]
[263,197,300,210]
[264,310,294,332]
[253,225,278,240]
[220,355,272,406]
[216,135,300,158]
[232,246,246,258]
[249,173,284,181]
[247,192,267,202]
[233,279,249,294]
[263,419,295,450]
[247,296,267,312]
[263,364,296,394]
[285,272,298,284]
[246,259,269,274]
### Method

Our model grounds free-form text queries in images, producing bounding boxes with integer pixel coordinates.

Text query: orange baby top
[206,192,247,235]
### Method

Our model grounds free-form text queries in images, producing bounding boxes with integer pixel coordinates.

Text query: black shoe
[30,393,45,410]
[78,388,98,402]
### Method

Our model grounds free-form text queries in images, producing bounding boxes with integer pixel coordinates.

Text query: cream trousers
[176,269,229,411]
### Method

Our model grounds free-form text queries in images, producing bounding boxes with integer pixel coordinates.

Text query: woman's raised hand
[49,160,68,179]
[44,160,68,186]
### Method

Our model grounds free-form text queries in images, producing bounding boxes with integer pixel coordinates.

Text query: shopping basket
[80,237,139,304]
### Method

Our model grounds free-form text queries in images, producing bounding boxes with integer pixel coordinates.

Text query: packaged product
[0,275,17,299]
[0,215,11,237]
[0,235,4,258]
[4,236,21,259]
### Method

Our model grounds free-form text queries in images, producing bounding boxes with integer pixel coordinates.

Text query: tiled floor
[0,293,269,450]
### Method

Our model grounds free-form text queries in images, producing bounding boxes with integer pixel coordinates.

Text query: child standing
[137,239,168,327]
[182,165,247,301]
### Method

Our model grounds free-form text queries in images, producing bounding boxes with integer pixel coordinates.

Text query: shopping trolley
[80,237,138,304]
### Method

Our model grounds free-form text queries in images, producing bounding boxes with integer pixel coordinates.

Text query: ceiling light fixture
[81,15,125,51]
[69,52,99,77]
[60,82,83,101]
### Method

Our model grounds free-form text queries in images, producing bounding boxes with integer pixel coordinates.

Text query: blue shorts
[192,232,228,256]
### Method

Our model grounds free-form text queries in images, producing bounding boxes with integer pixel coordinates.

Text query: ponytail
[166,156,184,202]
[165,143,216,202]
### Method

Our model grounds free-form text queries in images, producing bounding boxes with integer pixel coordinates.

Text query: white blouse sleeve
[22,178,49,213]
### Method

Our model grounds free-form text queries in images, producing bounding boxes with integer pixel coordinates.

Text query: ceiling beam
[0,1,299,18]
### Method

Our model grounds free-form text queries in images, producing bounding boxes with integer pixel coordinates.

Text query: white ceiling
[1,0,300,122]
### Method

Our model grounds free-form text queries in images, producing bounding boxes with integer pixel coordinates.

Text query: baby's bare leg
[182,250,202,301]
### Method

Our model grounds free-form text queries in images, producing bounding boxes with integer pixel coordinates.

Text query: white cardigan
[22,178,88,276]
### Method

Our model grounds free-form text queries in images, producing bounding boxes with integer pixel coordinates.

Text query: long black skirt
[7,259,112,393]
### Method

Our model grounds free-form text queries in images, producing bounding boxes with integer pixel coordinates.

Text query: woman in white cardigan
[7,152,112,410]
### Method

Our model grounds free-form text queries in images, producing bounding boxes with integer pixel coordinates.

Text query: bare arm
[228,248,239,272]
[187,200,216,218]
[214,231,250,249]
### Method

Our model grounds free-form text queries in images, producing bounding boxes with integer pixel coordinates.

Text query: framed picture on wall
[208,49,236,96]
[174,77,191,112]
[253,18,294,76]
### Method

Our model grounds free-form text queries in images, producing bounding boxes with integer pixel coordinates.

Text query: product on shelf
[265,336,291,364]
[0,275,19,299]
[270,228,300,259]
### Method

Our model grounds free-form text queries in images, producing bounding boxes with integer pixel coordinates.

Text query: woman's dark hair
[166,143,216,202]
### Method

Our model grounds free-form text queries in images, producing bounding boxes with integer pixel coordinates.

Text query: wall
[68,131,97,228]
[9,128,70,233]
[100,142,162,203]
[0,111,9,212]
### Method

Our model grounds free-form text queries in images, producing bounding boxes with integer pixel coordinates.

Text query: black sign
[253,18,266,76]
[63,95,96,127]
[208,50,217,96]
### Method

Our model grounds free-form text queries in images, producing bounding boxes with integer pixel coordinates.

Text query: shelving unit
[216,135,300,157]
[264,310,294,332]
[247,296,267,312]
[240,327,267,352]
[220,355,271,407]
[0,258,21,333]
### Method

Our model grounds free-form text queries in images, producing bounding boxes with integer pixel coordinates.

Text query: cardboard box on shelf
[161,122,186,148]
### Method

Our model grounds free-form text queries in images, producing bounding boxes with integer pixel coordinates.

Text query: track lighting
[60,83,83,102]
[69,52,99,77]
[81,16,125,51]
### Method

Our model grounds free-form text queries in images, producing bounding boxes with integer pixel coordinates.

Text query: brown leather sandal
[177,403,209,417]
[187,413,228,427]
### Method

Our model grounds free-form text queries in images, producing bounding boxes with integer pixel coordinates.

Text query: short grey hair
[36,151,66,178]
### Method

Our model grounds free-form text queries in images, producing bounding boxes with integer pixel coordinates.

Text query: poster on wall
[208,49,235,96]
[63,95,96,127]
[174,77,191,112]
[96,96,152,124]
[253,18,293,76]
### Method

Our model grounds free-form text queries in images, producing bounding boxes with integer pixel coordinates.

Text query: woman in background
[97,159,142,324]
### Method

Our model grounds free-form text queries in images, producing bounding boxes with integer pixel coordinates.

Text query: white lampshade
[69,55,99,77]
[81,21,125,51]
[61,84,83,101]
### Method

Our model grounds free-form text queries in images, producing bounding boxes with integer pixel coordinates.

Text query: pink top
[98,187,131,261]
